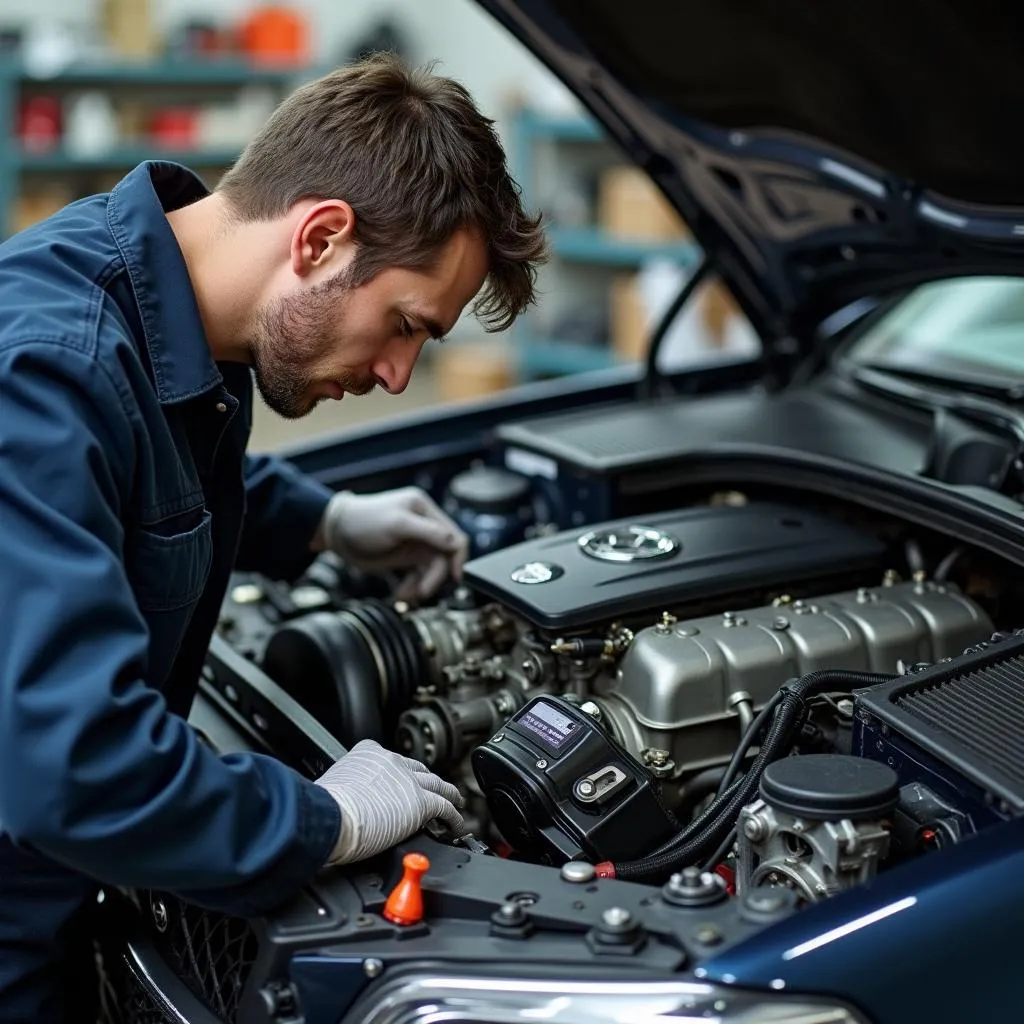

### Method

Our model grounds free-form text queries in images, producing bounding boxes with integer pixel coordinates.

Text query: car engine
[220,493,1007,906]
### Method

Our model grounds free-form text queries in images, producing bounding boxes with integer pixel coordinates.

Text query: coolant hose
[600,670,892,883]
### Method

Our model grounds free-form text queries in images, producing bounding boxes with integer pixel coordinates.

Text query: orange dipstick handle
[383,852,430,926]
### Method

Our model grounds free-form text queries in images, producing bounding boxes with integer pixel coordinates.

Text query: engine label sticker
[519,701,579,751]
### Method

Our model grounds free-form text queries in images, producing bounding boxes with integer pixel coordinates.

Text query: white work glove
[315,739,467,866]
[316,487,469,601]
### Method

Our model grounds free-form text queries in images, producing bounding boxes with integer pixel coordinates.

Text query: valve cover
[461,502,886,630]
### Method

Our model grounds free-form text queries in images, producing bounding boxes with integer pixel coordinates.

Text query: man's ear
[290,200,357,277]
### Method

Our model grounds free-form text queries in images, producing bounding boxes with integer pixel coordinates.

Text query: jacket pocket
[126,509,213,612]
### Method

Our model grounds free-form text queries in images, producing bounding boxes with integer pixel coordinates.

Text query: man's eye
[399,318,414,338]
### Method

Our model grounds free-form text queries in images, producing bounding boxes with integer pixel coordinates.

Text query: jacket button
[215,401,228,413]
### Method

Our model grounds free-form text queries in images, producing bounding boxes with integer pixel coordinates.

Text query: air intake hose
[261,599,426,749]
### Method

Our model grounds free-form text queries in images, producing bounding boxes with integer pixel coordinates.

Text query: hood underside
[480,0,1024,355]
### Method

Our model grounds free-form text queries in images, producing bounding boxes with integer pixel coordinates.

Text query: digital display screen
[518,700,580,752]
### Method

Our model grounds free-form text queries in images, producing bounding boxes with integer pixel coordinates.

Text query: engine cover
[461,502,886,631]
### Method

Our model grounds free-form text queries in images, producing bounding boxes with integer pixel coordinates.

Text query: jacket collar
[106,161,224,405]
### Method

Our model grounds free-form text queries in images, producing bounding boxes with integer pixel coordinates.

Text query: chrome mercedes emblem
[510,561,565,584]
[577,525,680,563]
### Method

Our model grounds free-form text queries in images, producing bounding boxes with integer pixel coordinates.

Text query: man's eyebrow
[420,316,450,342]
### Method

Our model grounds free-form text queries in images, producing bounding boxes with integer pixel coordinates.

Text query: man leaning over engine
[0,54,546,1023]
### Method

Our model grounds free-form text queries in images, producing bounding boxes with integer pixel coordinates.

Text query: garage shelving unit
[510,108,701,379]
[0,57,314,238]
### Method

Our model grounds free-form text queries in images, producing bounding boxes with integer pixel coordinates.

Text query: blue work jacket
[0,162,342,1022]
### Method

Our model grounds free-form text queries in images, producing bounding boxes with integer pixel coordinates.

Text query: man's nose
[372,339,422,395]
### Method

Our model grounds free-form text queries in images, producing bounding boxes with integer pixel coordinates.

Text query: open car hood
[478,0,1024,359]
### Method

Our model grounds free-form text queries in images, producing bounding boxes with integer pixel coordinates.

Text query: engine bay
[215,466,1021,917]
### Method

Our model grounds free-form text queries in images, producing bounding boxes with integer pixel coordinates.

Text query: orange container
[239,6,309,67]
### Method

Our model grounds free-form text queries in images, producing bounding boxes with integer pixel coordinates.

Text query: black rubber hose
[701,826,737,872]
[715,689,785,799]
[607,670,891,883]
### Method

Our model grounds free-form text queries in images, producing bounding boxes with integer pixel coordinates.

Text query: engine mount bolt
[743,817,765,842]
[695,924,723,946]
[363,958,384,979]
[601,907,633,930]
[536,759,548,770]
[642,747,671,766]
[560,861,597,884]
[576,780,596,797]
[498,902,526,924]
[663,867,726,908]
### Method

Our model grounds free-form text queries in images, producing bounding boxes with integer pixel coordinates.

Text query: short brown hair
[218,53,546,331]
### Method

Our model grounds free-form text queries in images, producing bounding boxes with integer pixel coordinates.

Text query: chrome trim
[577,525,680,563]
[345,972,868,1024]
[123,944,191,1024]
[120,941,225,1024]
[510,561,564,584]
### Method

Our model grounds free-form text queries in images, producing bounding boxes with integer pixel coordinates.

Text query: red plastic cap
[383,852,430,926]
[594,861,616,879]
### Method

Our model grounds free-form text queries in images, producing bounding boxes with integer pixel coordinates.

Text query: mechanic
[0,53,546,1023]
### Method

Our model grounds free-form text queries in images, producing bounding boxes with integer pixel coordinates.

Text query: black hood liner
[552,0,1024,206]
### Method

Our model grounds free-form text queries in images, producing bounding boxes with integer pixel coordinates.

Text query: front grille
[897,654,1024,789]
[146,893,258,1024]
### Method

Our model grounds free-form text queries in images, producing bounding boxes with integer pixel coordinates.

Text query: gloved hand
[315,739,467,866]
[315,487,469,601]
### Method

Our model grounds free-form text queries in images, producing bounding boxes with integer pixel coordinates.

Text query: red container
[149,108,198,150]
[18,96,62,152]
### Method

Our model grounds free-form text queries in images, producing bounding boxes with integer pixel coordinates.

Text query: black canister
[444,466,535,557]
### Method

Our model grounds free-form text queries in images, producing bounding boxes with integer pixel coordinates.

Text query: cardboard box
[699,281,743,349]
[598,166,691,242]
[610,272,746,363]
[436,342,514,403]
[610,274,647,361]
[12,188,73,234]
[101,0,159,60]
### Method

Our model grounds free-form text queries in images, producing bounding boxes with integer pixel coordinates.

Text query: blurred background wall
[0,1,758,450]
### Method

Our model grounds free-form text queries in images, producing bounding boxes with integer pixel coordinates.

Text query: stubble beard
[249,270,375,419]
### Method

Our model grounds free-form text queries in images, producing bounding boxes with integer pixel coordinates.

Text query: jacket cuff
[180,778,342,918]
[241,780,342,915]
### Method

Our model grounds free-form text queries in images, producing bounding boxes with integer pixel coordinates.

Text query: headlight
[345,972,868,1024]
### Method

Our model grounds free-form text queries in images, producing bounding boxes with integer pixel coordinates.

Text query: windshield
[847,277,1024,382]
